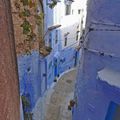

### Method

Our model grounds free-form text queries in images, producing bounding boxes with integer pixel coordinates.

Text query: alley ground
[45,69,77,120]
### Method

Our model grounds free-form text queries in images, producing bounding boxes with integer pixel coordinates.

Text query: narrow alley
[45,69,77,120]
[2,1,120,120]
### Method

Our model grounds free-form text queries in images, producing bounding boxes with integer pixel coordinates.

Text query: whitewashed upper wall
[54,0,87,49]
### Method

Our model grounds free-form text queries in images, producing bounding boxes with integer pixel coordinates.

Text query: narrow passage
[45,69,77,120]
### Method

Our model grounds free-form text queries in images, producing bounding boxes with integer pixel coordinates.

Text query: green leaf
[20,0,29,6]
[21,19,31,34]
[22,9,31,17]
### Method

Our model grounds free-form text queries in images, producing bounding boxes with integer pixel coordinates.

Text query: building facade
[43,0,87,83]
[41,0,87,91]
[10,0,86,119]
[56,0,87,73]
[73,0,120,120]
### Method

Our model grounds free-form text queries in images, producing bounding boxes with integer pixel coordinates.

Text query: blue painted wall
[73,0,120,120]
[46,51,54,88]
[59,47,77,73]
[73,50,120,120]
[18,51,42,110]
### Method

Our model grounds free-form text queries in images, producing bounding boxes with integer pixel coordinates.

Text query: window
[64,36,67,46]
[78,9,81,14]
[55,30,58,44]
[65,5,71,15]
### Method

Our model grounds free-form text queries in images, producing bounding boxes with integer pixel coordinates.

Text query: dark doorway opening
[105,101,120,120]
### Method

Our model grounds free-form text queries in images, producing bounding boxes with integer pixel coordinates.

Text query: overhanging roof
[98,68,120,88]
[48,24,61,31]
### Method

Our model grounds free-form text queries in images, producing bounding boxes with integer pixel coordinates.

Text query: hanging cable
[83,47,120,59]
[91,21,120,28]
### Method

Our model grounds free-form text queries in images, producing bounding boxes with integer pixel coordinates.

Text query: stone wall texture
[10,0,44,55]
[0,0,20,120]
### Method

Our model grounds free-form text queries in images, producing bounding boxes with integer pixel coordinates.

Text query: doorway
[54,59,58,77]
[105,101,120,120]
[74,51,78,67]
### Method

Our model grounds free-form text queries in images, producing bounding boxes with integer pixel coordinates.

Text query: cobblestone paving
[45,69,77,120]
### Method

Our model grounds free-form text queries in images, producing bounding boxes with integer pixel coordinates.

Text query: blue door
[54,59,58,77]
[40,59,47,96]
[105,102,120,120]
[74,51,78,67]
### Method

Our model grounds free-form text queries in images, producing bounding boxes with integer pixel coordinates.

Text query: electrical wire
[81,22,120,43]
[84,47,120,59]
[88,28,120,32]
[86,0,119,28]
[91,21,120,28]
